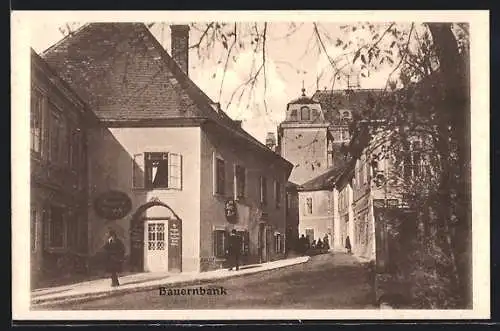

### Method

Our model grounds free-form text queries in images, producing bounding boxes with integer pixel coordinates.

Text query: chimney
[170,25,190,76]
[266,132,277,151]
[234,120,242,127]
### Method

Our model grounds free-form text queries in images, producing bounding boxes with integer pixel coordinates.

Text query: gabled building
[31,23,293,284]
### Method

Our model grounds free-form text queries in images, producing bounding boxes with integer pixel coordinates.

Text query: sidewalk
[31,256,310,307]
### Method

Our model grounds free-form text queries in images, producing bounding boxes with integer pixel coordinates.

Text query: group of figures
[296,234,330,255]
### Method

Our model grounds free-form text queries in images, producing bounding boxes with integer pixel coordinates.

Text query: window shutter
[212,230,216,256]
[168,153,182,190]
[244,231,249,255]
[223,231,228,256]
[133,153,145,188]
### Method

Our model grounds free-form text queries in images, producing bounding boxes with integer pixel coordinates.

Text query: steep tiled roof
[41,22,291,171]
[287,95,318,106]
[312,88,383,124]
[297,160,353,191]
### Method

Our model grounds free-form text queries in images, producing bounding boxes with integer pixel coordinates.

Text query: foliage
[56,21,471,308]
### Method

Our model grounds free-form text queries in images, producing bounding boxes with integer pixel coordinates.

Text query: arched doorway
[129,200,182,273]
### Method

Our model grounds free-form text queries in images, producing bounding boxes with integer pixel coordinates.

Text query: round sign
[94,190,132,220]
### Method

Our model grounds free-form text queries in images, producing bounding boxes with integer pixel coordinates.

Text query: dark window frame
[30,90,43,154]
[234,164,246,199]
[145,152,170,189]
[213,229,228,258]
[260,176,267,206]
[215,157,226,195]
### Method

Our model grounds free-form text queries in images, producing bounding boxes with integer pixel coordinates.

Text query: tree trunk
[426,23,471,308]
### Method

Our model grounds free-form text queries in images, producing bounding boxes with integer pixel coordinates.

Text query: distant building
[31,23,293,285]
[276,86,382,250]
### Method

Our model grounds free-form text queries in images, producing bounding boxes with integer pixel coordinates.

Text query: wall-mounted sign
[224,199,237,224]
[94,190,132,220]
[168,218,182,272]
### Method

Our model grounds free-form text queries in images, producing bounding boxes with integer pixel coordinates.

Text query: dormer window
[341,110,352,123]
[301,106,311,121]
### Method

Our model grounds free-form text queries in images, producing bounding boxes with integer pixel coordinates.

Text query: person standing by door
[227,229,242,271]
[104,229,125,287]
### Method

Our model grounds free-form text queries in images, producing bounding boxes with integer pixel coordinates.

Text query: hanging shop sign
[94,190,132,220]
[224,199,238,224]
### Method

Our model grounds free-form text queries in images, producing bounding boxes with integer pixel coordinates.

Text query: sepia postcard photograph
[11,10,490,321]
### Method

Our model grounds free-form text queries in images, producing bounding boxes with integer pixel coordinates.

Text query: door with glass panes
[144,220,168,272]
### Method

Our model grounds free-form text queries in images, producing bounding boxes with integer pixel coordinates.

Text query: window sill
[132,187,182,192]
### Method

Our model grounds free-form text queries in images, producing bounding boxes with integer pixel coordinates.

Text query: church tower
[277,88,330,185]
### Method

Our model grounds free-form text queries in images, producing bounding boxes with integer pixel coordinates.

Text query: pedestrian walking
[227,229,242,271]
[345,235,352,254]
[323,234,330,250]
[103,229,125,287]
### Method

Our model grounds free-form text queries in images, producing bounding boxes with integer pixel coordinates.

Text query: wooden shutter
[168,153,182,190]
[132,153,145,189]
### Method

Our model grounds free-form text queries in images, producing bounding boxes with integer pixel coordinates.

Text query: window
[260,176,267,205]
[47,206,65,249]
[341,110,352,124]
[311,109,319,120]
[136,152,183,189]
[69,127,80,170]
[402,141,423,179]
[275,233,283,253]
[300,106,310,121]
[145,152,169,188]
[215,157,225,195]
[66,218,78,250]
[306,197,313,214]
[49,109,61,163]
[31,207,37,253]
[147,223,166,250]
[234,165,246,199]
[274,180,281,209]
[340,129,350,141]
[236,230,250,256]
[30,90,43,154]
[213,229,228,258]
[290,108,297,120]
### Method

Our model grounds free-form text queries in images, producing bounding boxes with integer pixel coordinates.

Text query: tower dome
[285,88,324,123]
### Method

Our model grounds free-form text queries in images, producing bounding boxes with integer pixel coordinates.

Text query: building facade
[30,50,93,287]
[31,23,292,283]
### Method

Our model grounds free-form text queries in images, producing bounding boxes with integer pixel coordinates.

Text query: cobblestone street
[41,252,376,310]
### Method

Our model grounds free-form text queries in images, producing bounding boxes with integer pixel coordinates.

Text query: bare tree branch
[189,23,214,49]
[382,23,415,93]
[218,23,238,102]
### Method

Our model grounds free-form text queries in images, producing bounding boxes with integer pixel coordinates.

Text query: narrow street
[39,252,376,310]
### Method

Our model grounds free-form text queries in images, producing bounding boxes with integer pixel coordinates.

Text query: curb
[32,256,310,308]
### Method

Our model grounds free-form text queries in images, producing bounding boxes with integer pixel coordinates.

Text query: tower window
[301,106,311,121]
[290,109,297,120]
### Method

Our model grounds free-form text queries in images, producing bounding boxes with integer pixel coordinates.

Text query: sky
[30,21,406,143]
